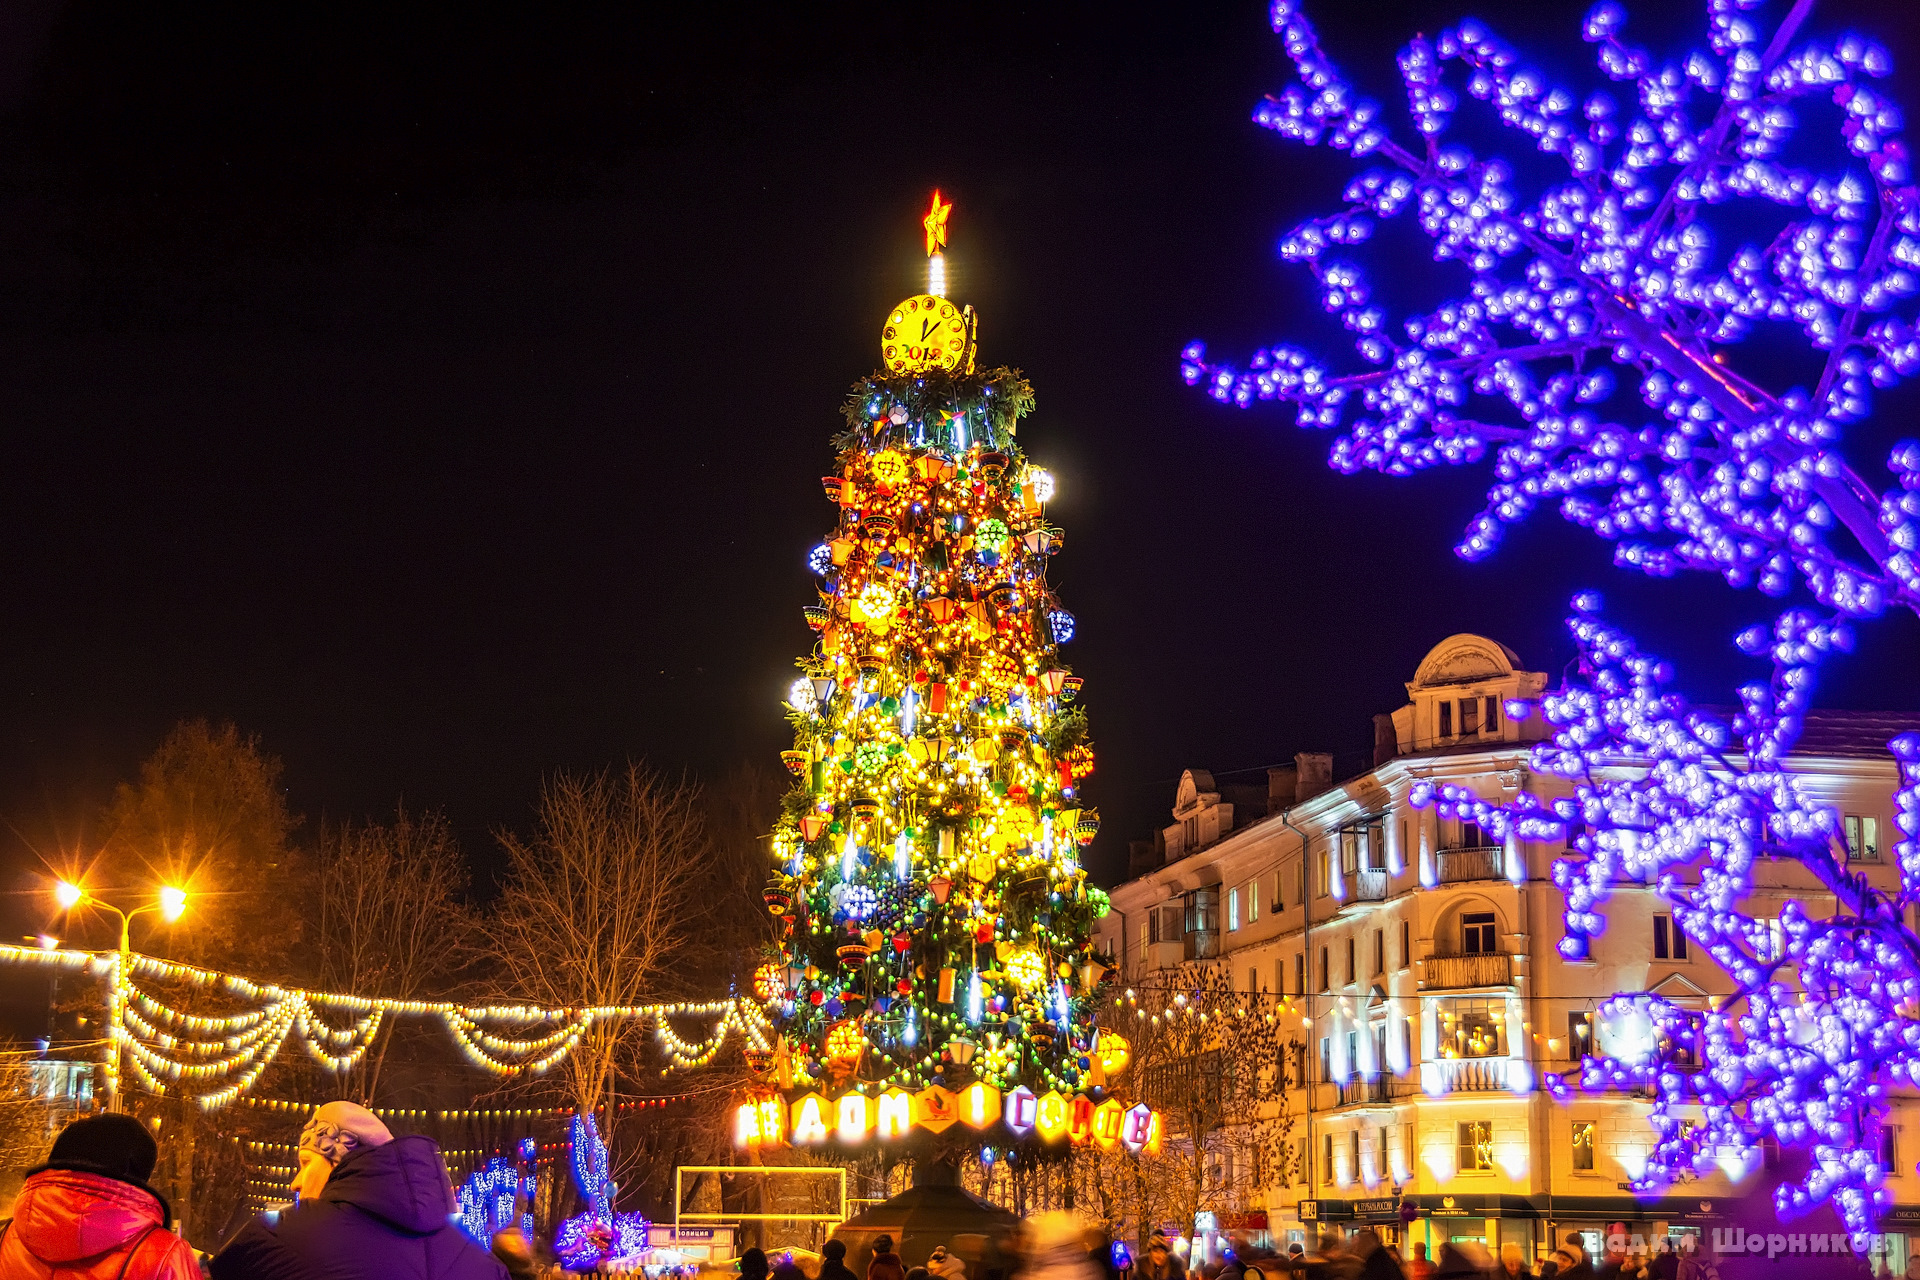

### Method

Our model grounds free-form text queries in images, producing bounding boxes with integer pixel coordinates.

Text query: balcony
[1432,1056,1512,1094]
[1425,952,1513,990]
[1350,869,1388,902]
[1332,1075,1412,1107]
[1436,845,1503,884]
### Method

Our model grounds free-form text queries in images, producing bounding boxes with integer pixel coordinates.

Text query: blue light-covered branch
[1184,0,1920,620]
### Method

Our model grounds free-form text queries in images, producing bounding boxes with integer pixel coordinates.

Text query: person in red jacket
[0,1111,199,1280]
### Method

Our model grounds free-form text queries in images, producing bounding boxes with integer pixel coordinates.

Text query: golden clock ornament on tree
[882,294,972,374]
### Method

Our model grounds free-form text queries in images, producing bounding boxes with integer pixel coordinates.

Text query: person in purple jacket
[212,1101,506,1280]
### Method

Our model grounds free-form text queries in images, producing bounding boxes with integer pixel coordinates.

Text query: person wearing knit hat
[0,1113,200,1279]
[291,1100,394,1200]
[212,1101,506,1280]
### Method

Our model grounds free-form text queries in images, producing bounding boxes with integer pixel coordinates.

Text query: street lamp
[51,880,189,1113]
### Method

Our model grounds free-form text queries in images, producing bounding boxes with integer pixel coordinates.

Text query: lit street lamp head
[54,880,83,911]
[159,886,187,923]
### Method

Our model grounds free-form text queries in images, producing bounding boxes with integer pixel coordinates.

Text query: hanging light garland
[0,943,773,1110]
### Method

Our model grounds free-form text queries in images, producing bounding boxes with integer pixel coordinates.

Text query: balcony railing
[1433,1056,1511,1093]
[1425,952,1513,990]
[1350,869,1388,902]
[1331,1075,1412,1107]
[1435,845,1503,884]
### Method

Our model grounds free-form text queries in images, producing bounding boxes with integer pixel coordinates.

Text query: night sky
[1,0,1917,911]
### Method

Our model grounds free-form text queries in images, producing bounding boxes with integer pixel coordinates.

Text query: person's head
[932,1246,950,1264]
[1286,1243,1303,1259]
[1658,1239,1674,1255]
[491,1227,538,1280]
[876,1235,895,1256]
[1565,1232,1585,1251]
[907,1268,930,1280]
[1315,1232,1344,1257]
[741,1247,770,1280]
[1413,1243,1428,1260]
[1501,1242,1525,1273]
[825,1241,848,1262]
[293,1101,393,1199]
[1148,1237,1169,1264]
[1348,1229,1380,1261]
[41,1113,159,1188]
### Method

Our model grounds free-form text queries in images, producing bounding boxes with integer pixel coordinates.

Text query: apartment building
[1094,634,1918,1270]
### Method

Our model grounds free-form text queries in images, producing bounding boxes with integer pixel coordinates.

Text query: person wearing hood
[211,1100,507,1280]
[0,1112,200,1280]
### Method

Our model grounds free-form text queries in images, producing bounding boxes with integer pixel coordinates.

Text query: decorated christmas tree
[754,194,1112,1129]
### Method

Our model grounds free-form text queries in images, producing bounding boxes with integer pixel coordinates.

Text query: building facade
[1094,634,1918,1270]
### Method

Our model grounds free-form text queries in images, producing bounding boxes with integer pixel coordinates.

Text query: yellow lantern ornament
[870,449,909,489]
[1005,949,1047,992]
[1096,1030,1131,1078]
[825,1021,866,1071]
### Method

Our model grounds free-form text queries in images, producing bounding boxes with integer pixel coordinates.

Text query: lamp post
[52,880,188,1113]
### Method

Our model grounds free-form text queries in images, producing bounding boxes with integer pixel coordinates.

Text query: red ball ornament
[809,990,825,1007]
[974,921,994,945]
[893,933,911,953]
[896,978,913,995]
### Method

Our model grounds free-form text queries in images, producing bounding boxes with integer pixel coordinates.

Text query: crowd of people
[2,1109,1905,1280]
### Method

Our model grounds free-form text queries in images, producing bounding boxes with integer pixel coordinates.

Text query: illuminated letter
[734,1104,760,1147]
[1145,1109,1165,1155]
[837,1093,871,1144]
[757,1097,786,1146]
[1068,1095,1095,1145]
[1034,1091,1069,1142]
[791,1094,829,1145]
[1121,1103,1152,1152]
[1092,1098,1125,1150]
[1003,1086,1037,1136]
[962,1082,1002,1130]
[877,1089,914,1139]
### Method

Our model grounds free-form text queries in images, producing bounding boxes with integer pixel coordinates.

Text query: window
[1376,1125,1390,1178]
[1292,1042,1308,1090]
[1274,958,1286,996]
[1847,814,1882,862]
[1341,828,1359,875]
[1439,700,1453,738]
[1400,920,1411,969]
[1462,911,1498,954]
[1247,879,1259,923]
[1346,937,1356,985]
[1403,1015,1417,1067]
[1348,1130,1360,1183]
[1248,966,1259,994]
[1485,696,1500,734]
[1319,1037,1330,1084]
[1322,1134,1334,1185]
[1572,1120,1595,1171]
[1440,998,1508,1058]
[1403,1123,1416,1178]
[1148,910,1162,945]
[1462,819,1491,849]
[1883,1126,1900,1175]
[1320,946,1330,993]
[1568,1012,1594,1060]
[1372,1025,1387,1080]
[1654,915,1689,961]
[1460,697,1481,735]
[1294,953,1305,997]
[1291,860,1305,908]
[1457,1120,1494,1172]
[1373,928,1385,975]
[1762,1136,1781,1172]
[1318,841,1331,897]
[1347,1031,1359,1079]
[1228,887,1240,932]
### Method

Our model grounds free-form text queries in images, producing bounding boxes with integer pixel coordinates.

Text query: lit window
[1247,879,1259,923]
[1846,814,1881,862]
[1440,998,1508,1059]
[1572,1120,1595,1171]
[1228,887,1240,932]
[1457,1121,1493,1172]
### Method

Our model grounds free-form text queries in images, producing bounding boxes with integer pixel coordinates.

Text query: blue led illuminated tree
[1184,0,1920,1232]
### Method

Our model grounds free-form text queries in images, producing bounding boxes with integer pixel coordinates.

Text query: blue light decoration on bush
[554,1111,650,1270]
[454,1157,524,1245]
[1183,0,1920,1235]
[1047,610,1075,644]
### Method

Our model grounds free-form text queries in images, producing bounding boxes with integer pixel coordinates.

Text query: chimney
[1128,840,1159,879]
[1373,713,1398,767]
[1294,751,1334,803]
[1267,765,1298,810]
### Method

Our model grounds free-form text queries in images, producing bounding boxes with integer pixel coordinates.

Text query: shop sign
[1297,1201,1318,1222]
[1352,1199,1398,1222]
[1427,1196,1477,1219]
[1215,1212,1268,1230]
